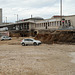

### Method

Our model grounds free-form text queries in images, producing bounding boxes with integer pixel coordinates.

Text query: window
[51,22,53,26]
[6,36,9,38]
[68,20,71,26]
[38,24,39,27]
[49,22,51,26]
[48,22,49,26]
[27,24,29,29]
[60,21,61,26]
[24,39,33,41]
[44,23,45,27]
[65,20,67,24]
[46,23,47,26]
[55,21,56,26]
[57,21,58,26]
[28,39,33,41]
[42,23,43,27]
[3,36,5,38]
[40,23,41,27]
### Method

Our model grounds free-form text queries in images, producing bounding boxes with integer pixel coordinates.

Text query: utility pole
[60,0,62,26]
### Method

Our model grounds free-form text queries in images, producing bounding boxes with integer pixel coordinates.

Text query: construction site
[35,29,75,44]
[0,36,75,75]
[0,1,75,74]
[0,15,75,44]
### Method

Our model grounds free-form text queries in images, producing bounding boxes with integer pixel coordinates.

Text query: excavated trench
[35,31,75,44]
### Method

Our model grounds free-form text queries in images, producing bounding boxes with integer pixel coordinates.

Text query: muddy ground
[0,37,75,75]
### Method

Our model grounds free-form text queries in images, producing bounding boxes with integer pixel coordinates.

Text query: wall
[64,16,75,27]
[34,15,75,31]
[0,31,9,37]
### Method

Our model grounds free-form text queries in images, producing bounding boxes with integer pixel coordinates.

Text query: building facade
[35,15,75,31]
[0,15,75,36]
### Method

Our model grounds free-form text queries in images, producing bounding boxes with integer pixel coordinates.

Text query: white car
[21,38,41,46]
[1,36,12,41]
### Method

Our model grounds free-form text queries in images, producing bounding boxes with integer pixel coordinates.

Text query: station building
[35,15,75,30]
[0,15,75,37]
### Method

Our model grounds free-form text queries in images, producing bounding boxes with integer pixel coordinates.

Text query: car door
[24,39,29,44]
[25,39,33,45]
[6,36,10,40]
[24,39,33,45]
[3,36,6,40]
[5,36,8,40]
[28,39,33,44]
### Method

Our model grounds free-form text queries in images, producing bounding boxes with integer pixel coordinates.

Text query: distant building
[35,15,75,31]
[0,8,2,25]
[18,17,44,23]
[0,15,75,37]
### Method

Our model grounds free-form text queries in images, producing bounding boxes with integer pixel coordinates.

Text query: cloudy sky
[0,0,74,22]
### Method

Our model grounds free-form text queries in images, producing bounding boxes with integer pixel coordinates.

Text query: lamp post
[60,0,62,25]
[60,0,62,17]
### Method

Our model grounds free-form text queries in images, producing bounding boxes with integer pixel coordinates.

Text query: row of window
[35,20,70,27]
[36,21,61,27]
[9,24,29,30]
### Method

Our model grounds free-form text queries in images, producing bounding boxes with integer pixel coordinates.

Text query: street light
[60,0,62,17]
[60,0,62,26]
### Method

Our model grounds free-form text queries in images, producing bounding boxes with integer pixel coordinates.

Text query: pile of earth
[35,31,75,44]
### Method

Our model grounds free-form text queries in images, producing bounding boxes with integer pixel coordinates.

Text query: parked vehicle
[0,36,12,41]
[21,38,41,46]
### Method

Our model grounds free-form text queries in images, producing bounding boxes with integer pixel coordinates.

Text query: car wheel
[22,43,25,46]
[37,43,40,46]
[33,42,37,46]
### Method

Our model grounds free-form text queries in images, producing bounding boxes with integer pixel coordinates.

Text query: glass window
[55,22,56,26]
[44,23,45,27]
[57,21,58,26]
[27,24,29,29]
[24,39,33,41]
[48,22,49,26]
[42,23,43,27]
[40,24,41,27]
[60,21,61,26]
[28,39,33,41]
[49,22,51,26]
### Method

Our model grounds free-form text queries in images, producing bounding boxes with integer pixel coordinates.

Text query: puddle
[69,52,75,63]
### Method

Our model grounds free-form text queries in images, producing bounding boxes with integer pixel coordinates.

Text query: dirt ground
[0,37,75,75]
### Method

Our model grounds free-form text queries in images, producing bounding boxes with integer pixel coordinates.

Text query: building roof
[19,17,44,22]
[0,21,35,28]
[51,15,75,18]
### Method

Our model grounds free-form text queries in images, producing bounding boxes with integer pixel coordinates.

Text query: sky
[0,0,75,23]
